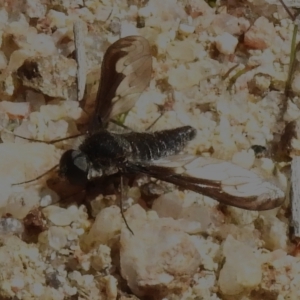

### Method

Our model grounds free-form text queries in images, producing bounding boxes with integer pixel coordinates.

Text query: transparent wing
[89,35,152,131]
[128,155,285,211]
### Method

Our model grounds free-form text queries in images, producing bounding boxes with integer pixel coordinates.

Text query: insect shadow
[12,36,286,234]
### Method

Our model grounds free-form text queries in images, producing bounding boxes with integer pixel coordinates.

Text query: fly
[16,36,286,212]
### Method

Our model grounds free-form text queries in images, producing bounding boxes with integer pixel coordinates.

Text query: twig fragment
[285,24,299,97]
[73,20,87,102]
[291,157,300,237]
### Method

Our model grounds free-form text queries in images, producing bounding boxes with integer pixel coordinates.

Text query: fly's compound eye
[59,149,89,185]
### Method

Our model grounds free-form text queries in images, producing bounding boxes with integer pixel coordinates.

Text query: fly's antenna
[16,133,84,144]
[0,124,84,144]
[120,176,134,235]
[0,124,83,186]
[12,164,59,186]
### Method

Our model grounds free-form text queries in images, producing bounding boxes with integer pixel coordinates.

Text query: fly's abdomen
[124,126,196,161]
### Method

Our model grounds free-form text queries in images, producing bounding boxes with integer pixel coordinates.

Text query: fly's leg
[120,176,134,235]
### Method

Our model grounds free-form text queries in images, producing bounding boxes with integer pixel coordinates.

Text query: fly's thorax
[80,130,132,167]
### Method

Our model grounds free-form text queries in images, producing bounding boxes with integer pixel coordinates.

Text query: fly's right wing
[89,35,152,132]
[128,155,285,211]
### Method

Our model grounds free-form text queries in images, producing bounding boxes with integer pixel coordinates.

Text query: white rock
[231,149,255,169]
[17,55,76,99]
[0,141,59,218]
[24,0,47,18]
[7,49,33,72]
[0,51,7,69]
[11,276,25,290]
[39,189,59,207]
[180,204,224,232]
[120,21,139,38]
[120,204,201,297]
[1,73,14,96]
[215,32,238,55]
[85,206,122,247]
[258,157,275,174]
[152,191,183,219]
[166,40,197,62]
[47,226,68,250]
[91,244,112,271]
[292,71,300,96]
[253,73,271,91]
[138,6,152,18]
[95,5,113,22]
[2,189,40,219]
[218,235,262,295]
[0,101,30,119]
[43,206,75,226]
[0,9,8,30]
[47,10,67,28]
[284,99,300,122]
[259,216,288,251]
[190,235,220,271]
[0,236,47,298]
[75,7,95,23]
[185,0,213,18]
[0,217,24,237]
[104,275,118,299]
[122,203,147,221]
[244,16,275,49]
[152,192,224,232]
[168,58,221,89]
[29,34,57,56]
[178,23,195,35]
[212,14,250,35]
[168,64,202,89]
[226,206,259,225]
[31,282,44,296]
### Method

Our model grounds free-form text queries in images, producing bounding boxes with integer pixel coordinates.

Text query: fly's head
[59,150,91,185]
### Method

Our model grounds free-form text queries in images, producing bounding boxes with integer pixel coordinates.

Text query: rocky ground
[0,0,299,299]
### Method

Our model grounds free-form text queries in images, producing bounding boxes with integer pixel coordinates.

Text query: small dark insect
[250,145,267,158]
[136,16,145,28]
[18,36,285,211]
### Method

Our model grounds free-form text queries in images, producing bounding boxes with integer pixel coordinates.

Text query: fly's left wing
[89,35,152,131]
[127,155,285,211]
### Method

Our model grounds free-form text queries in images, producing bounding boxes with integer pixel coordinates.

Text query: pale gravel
[0,0,298,299]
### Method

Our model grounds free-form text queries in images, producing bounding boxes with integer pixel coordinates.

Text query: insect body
[58,35,285,211]
[60,126,196,185]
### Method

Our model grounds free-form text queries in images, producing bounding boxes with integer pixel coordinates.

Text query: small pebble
[43,206,74,226]
[215,32,238,55]
[232,150,255,169]
[178,23,195,35]
[31,282,44,296]
[11,276,25,289]
[0,217,24,236]
[292,71,300,96]
[48,226,68,250]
